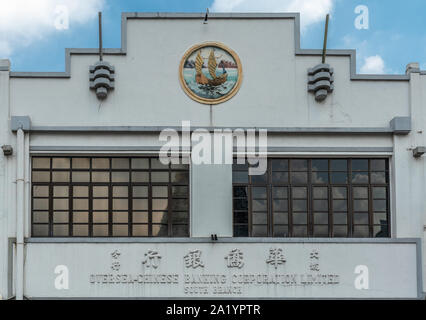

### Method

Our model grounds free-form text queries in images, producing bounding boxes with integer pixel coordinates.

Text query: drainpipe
[16,128,24,300]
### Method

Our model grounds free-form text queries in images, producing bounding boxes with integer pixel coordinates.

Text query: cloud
[0,0,105,57]
[210,0,334,29]
[360,55,385,74]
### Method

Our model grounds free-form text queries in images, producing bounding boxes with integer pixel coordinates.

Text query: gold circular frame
[179,41,243,105]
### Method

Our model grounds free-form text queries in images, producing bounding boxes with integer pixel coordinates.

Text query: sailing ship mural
[180,42,242,104]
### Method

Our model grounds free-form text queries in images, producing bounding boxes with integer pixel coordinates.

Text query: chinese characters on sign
[266,248,286,269]
[142,250,162,269]
[110,250,121,271]
[184,250,205,269]
[225,249,244,269]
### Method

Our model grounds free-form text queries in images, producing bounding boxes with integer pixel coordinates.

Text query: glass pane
[172,225,188,237]
[53,199,68,210]
[133,199,148,210]
[72,172,90,182]
[153,199,168,210]
[232,171,248,183]
[273,225,289,237]
[292,187,307,198]
[113,186,128,197]
[92,158,109,169]
[273,200,288,211]
[73,212,88,223]
[233,211,248,224]
[133,186,148,198]
[272,187,287,199]
[172,186,188,197]
[93,199,108,210]
[371,159,386,171]
[333,226,347,237]
[153,186,168,198]
[313,226,329,237]
[373,212,387,225]
[113,199,128,210]
[371,172,386,184]
[93,186,108,197]
[354,213,369,224]
[34,185,49,197]
[172,212,188,224]
[171,172,188,183]
[353,226,369,238]
[133,211,148,223]
[132,224,148,236]
[292,200,307,212]
[333,213,347,224]
[172,199,188,211]
[52,172,70,182]
[273,212,288,224]
[330,172,347,184]
[293,226,307,237]
[373,199,387,211]
[272,172,288,184]
[252,199,267,211]
[312,159,328,171]
[251,173,267,184]
[353,187,368,199]
[314,200,328,211]
[113,225,128,236]
[352,172,369,184]
[373,187,387,199]
[252,225,267,237]
[293,212,307,224]
[112,158,129,169]
[233,225,248,237]
[290,172,307,184]
[152,224,168,237]
[330,159,347,171]
[92,172,110,183]
[291,159,308,171]
[53,212,69,223]
[113,212,128,223]
[32,171,50,182]
[73,186,88,197]
[52,158,70,169]
[314,212,328,224]
[53,224,68,236]
[313,187,328,199]
[152,212,168,224]
[32,158,50,169]
[233,186,247,198]
[271,159,288,171]
[73,199,88,210]
[132,158,149,169]
[352,159,368,171]
[33,211,49,223]
[132,172,149,182]
[93,225,109,236]
[312,171,328,184]
[72,158,90,169]
[374,225,388,238]
[53,186,69,197]
[252,187,267,199]
[151,172,169,183]
[151,158,168,169]
[354,200,368,212]
[33,224,49,236]
[93,212,108,223]
[73,225,88,236]
[332,187,347,199]
[253,212,267,224]
[112,172,129,183]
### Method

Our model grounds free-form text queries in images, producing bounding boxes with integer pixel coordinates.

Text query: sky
[0,0,425,74]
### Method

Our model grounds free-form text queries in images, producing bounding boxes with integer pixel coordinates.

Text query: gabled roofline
[9,12,410,81]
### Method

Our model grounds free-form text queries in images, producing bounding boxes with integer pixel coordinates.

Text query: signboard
[23,240,421,299]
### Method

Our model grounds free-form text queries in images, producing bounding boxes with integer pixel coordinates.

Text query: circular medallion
[179,42,242,105]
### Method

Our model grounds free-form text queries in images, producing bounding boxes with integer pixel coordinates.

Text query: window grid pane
[31,156,189,237]
[232,158,390,238]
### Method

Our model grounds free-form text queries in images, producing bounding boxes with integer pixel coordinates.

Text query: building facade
[0,12,424,299]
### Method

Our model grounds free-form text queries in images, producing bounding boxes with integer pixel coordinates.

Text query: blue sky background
[2,0,426,74]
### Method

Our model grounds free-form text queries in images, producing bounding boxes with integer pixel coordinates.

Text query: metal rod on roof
[204,8,209,24]
[322,14,329,64]
[98,12,103,61]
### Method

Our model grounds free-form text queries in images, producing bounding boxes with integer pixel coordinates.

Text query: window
[31,157,189,237]
[232,158,390,238]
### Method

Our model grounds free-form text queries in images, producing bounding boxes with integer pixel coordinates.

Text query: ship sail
[195,51,204,74]
[208,50,217,79]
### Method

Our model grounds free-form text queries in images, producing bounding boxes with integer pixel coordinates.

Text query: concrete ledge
[390,117,411,135]
[10,116,31,132]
